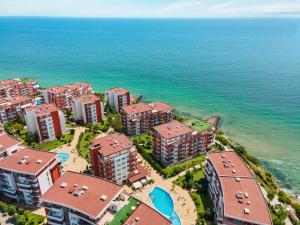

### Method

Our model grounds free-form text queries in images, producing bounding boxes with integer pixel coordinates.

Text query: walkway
[132,153,198,225]
[52,126,88,173]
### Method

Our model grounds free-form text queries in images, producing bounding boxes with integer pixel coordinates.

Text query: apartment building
[71,94,104,125]
[25,104,67,142]
[43,82,93,109]
[148,102,174,126]
[0,148,60,205]
[105,87,130,112]
[0,79,39,98]
[40,171,126,225]
[205,151,272,225]
[0,134,23,159]
[152,120,209,166]
[121,102,174,136]
[90,133,137,184]
[0,96,33,124]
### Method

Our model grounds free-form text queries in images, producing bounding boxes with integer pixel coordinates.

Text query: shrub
[7,204,17,215]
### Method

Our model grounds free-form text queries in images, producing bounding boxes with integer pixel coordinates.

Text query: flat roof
[92,133,133,157]
[0,79,20,86]
[207,151,254,178]
[26,103,58,116]
[148,102,172,112]
[124,201,171,225]
[40,171,122,219]
[67,82,91,90]
[122,102,152,115]
[0,134,22,154]
[0,148,57,175]
[0,96,32,107]
[43,86,68,94]
[72,94,99,104]
[107,87,129,95]
[153,120,195,139]
[184,118,212,133]
[220,176,272,224]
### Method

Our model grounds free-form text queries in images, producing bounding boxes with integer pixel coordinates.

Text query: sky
[1,0,300,18]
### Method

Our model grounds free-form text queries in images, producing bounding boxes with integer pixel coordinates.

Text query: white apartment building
[25,104,67,142]
[0,148,60,205]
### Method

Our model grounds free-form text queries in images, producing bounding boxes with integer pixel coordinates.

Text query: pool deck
[131,153,198,225]
[52,126,88,173]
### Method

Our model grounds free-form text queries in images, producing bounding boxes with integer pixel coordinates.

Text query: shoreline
[175,109,299,202]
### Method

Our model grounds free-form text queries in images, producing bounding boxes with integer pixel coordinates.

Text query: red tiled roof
[40,171,122,218]
[124,201,171,225]
[26,103,58,116]
[207,151,254,178]
[92,133,134,157]
[0,96,32,107]
[128,164,149,183]
[72,94,99,104]
[0,134,22,154]
[153,120,195,139]
[43,86,68,94]
[0,148,57,175]
[107,87,129,95]
[122,102,152,115]
[220,176,272,224]
[148,102,172,112]
[0,80,20,86]
[67,82,91,90]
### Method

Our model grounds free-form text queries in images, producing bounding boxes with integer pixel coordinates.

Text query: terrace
[184,118,212,133]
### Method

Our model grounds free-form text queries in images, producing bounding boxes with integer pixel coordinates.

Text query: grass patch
[184,118,211,133]
[76,130,96,163]
[109,198,139,225]
[38,130,74,151]
[173,168,214,222]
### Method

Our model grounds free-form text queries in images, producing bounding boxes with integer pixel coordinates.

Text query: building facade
[90,133,137,185]
[205,152,272,225]
[0,148,60,205]
[40,171,125,225]
[25,104,67,142]
[152,120,209,166]
[0,133,23,159]
[0,79,39,98]
[43,83,93,109]
[0,96,33,124]
[121,102,174,136]
[105,87,130,112]
[71,94,104,125]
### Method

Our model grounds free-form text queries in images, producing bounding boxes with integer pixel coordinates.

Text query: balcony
[47,212,64,222]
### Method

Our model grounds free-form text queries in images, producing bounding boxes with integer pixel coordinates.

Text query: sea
[0,17,299,194]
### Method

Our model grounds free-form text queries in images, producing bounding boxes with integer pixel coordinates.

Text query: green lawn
[109,198,139,225]
[184,118,212,133]
[38,131,74,151]
[173,168,214,220]
[163,154,205,178]
[76,130,96,163]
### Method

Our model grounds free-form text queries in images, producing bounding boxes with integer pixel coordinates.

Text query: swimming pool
[148,187,182,225]
[56,152,70,164]
[34,99,44,105]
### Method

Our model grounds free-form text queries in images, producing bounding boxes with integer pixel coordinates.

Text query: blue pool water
[34,99,44,105]
[148,187,181,225]
[56,152,70,164]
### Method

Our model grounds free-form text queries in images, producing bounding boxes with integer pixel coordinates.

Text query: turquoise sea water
[0,17,299,193]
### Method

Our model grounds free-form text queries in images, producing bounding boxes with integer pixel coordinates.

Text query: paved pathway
[132,153,198,225]
[52,126,88,173]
